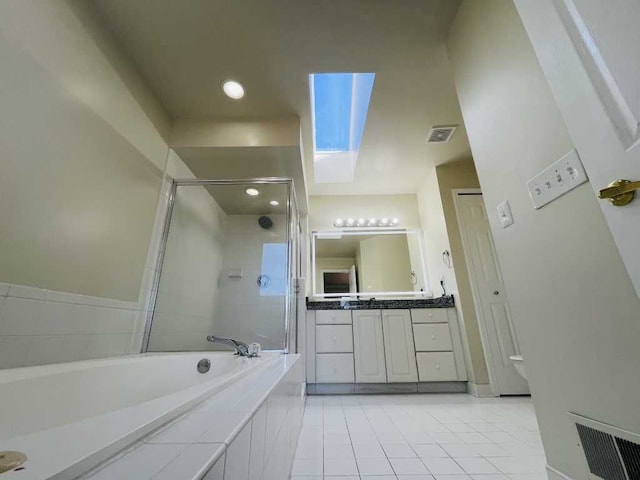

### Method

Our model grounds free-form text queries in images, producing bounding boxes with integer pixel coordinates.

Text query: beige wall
[358,236,413,293]
[0,1,169,302]
[416,164,489,384]
[448,1,640,477]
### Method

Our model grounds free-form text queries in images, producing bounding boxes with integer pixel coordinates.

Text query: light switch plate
[497,200,514,228]
[527,149,588,209]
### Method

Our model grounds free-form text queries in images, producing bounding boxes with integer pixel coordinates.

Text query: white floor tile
[354,443,387,458]
[486,457,546,474]
[324,456,359,476]
[441,444,480,458]
[397,476,435,480]
[356,457,395,476]
[469,475,508,479]
[383,443,417,458]
[295,394,545,480]
[455,458,501,475]
[291,457,323,476]
[412,444,450,458]
[390,458,430,475]
[432,475,471,480]
[421,458,465,475]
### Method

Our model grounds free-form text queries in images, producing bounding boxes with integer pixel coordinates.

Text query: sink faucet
[207,335,258,357]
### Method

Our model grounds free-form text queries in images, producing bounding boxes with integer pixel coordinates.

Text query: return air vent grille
[571,413,640,480]
[427,125,457,143]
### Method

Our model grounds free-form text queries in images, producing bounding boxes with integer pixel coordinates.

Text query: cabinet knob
[436,364,440,369]
[431,335,436,340]
[331,314,336,319]
[332,336,337,341]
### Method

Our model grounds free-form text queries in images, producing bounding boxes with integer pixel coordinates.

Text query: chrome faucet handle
[207,335,257,357]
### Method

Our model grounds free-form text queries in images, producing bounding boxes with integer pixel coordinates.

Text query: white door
[456,193,530,395]
[513,0,640,299]
[381,310,418,383]
[353,310,387,383]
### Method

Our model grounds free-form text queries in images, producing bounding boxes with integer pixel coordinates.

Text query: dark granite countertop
[306,295,454,310]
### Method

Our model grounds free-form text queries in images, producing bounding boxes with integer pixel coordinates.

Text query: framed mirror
[311,230,429,298]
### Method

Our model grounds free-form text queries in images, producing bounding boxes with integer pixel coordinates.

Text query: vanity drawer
[416,352,458,381]
[316,353,355,383]
[413,324,453,351]
[316,325,353,353]
[316,310,352,325]
[411,308,448,323]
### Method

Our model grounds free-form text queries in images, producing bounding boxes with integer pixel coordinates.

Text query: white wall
[448,1,640,477]
[214,215,288,351]
[0,0,171,367]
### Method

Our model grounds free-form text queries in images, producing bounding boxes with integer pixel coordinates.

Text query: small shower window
[260,243,287,296]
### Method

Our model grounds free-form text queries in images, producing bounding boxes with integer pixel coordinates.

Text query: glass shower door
[146,180,293,352]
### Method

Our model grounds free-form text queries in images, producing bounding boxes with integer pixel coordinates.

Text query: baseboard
[467,382,496,397]
[307,382,468,395]
[546,464,574,480]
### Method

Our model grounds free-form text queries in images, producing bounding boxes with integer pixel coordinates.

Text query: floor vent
[571,413,640,480]
[426,125,457,143]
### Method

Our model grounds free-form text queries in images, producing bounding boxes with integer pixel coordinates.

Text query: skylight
[310,72,375,183]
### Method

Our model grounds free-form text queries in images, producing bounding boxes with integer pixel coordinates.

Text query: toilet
[510,354,527,380]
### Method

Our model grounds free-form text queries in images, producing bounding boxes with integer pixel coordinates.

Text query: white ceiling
[88,0,470,196]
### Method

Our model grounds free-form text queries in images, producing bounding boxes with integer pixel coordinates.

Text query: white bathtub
[0,351,285,480]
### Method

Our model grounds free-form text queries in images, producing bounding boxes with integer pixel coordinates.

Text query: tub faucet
[207,335,258,357]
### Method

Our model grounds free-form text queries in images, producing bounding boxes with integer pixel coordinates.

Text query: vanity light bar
[334,217,400,228]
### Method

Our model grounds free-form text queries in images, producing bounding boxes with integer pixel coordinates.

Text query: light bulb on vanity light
[334,218,344,227]
[380,218,389,225]
[357,218,366,226]
[346,218,355,226]
[391,217,400,225]
[368,218,377,226]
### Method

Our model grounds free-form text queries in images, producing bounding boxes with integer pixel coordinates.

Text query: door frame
[452,188,521,396]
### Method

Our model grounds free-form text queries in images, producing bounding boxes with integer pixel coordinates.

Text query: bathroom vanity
[305,296,468,394]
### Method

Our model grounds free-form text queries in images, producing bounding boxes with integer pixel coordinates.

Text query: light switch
[497,200,514,228]
[526,149,588,209]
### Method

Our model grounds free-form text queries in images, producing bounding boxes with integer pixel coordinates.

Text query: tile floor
[290,394,547,480]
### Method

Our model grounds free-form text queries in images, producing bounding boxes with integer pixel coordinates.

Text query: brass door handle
[597,179,640,206]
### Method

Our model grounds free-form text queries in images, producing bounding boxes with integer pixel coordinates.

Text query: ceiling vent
[427,125,458,143]
[571,413,640,480]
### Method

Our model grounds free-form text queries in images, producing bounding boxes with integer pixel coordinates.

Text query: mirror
[312,230,428,298]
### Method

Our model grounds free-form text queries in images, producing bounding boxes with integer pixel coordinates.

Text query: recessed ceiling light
[222,80,245,99]
[245,188,259,196]
[270,200,280,206]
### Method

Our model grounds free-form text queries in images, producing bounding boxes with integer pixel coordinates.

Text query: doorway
[454,190,530,395]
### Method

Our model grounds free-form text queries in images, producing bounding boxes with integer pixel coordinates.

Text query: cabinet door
[382,310,418,382]
[316,353,355,383]
[413,324,453,351]
[416,352,458,381]
[316,325,353,353]
[353,310,387,383]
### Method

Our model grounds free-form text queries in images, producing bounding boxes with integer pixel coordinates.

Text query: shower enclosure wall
[143,179,299,353]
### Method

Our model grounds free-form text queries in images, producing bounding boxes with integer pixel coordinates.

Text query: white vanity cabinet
[381,310,419,382]
[411,308,466,382]
[306,305,467,390]
[352,310,387,383]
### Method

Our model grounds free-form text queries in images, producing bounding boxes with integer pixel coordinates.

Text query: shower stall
[142,178,300,353]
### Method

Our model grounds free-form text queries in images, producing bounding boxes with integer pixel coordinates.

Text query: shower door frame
[141,177,298,354]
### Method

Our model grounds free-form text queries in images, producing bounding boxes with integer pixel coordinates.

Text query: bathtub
[0,351,299,480]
